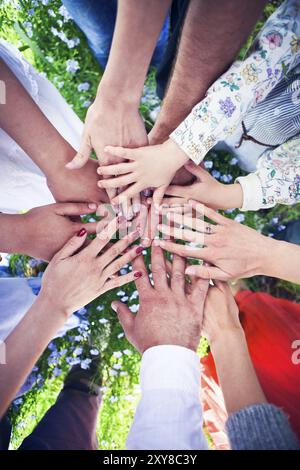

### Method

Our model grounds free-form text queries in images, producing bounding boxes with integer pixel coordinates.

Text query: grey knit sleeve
[225,403,300,450]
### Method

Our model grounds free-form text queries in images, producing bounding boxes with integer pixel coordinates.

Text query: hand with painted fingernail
[0,202,99,262]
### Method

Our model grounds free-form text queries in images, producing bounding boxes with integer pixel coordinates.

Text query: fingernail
[97,181,103,187]
[136,246,144,254]
[77,228,87,237]
[185,266,196,275]
[153,239,160,246]
[111,302,118,312]
[134,271,143,279]
[97,167,102,174]
[88,203,97,210]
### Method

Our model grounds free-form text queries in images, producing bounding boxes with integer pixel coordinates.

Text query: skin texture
[157,201,300,284]
[203,282,267,415]
[0,59,106,205]
[98,139,189,207]
[112,244,209,353]
[0,217,144,417]
[0,202,99,261]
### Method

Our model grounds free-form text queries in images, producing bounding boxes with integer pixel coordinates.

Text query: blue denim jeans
[62,0,169,69]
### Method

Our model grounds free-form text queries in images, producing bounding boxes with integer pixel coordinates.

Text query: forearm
[0,295,66,417]
[0,213,28,254]
[0,59,76,178]
[151,0,267,143]
[261,237,300,285]
[210,329,267,416]
[99,0,171,103]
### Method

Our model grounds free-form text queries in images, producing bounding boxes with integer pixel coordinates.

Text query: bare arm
[150,0,267,144]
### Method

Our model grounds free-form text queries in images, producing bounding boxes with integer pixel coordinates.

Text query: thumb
[66,133,92,170]
[184,161,209,180]
[54,229,87,260]
[111,301,134,337]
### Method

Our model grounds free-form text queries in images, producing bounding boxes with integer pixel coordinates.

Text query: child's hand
[97,139,189,208]
[165,161,243,210]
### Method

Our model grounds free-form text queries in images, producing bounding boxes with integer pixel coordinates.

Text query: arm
[126,345,207,450]
[236,136,300,211]
[170,0,300,163]
[100,0,171,105]
[0,59,104,204]
[150,0,267,144]
[113,246,209,450]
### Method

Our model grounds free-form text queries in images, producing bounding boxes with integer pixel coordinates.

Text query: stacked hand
[97,139,189,209]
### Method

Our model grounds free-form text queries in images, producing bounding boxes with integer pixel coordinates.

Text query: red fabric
[201,290,300,448]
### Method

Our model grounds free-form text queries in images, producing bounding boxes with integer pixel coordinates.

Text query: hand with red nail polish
[111,243,209,353]
[0,202,99,262]
[40,215,143,318]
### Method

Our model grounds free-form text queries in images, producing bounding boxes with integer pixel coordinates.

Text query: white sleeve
[126,345,208,450]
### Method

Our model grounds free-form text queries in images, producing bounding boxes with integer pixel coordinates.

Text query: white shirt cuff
[141,345,200,395]
[235,173,263,211]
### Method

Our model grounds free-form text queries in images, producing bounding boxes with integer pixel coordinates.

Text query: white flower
[66,59,79,73]
[99,318,108,324]
[117,332,125,339]
[77,82,90,92]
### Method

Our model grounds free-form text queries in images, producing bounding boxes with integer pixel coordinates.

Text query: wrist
[97,77,141,108]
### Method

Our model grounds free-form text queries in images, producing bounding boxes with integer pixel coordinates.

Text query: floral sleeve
[236,136,300,211]
[170,0,300,164]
